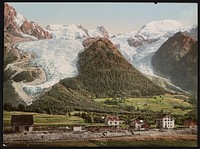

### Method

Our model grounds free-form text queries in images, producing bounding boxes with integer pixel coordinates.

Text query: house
[72,124,85,132]
[156,114,175,129]
[183,120,197,130]
[73,126,82,132]
[105,115,120,128]
[130,118,150,130]
[11,115,34,132]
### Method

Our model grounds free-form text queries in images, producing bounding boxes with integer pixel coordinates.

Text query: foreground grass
[5,140,197,147]
[91,140,197,147]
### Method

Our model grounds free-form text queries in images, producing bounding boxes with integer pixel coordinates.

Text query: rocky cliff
[151,32,197,93]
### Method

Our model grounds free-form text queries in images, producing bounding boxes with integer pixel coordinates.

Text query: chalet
[105,115,120,128]
[130,118,150,130]
[183,120,197,130]
[156,114,175,129]
[11,115,34,132]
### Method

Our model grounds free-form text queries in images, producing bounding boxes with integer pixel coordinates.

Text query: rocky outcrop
[127,35,158,47]
[20,20,52,39]
[4,3,21,36]
[97,26,109,38]
[151,32,197,93]
[4,3,52,39]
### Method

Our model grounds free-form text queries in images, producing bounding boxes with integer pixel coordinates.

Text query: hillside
[29,38,165,113]
[77,38,165,97]
[151,32,197,94]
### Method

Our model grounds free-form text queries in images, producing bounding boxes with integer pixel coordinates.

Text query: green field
[3,111,85,126]
[94,94,193,115]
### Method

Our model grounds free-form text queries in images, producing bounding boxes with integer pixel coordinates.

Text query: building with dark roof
[11,115,34,132]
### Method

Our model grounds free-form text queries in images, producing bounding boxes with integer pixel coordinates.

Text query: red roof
[183,120,197,126]
[106,115,119,121]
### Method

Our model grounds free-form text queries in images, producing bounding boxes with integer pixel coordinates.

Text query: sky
[8,2,197,34]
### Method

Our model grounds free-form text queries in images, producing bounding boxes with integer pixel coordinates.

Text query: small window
[115,122,117,124]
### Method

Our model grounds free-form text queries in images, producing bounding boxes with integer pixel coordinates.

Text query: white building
[156,114,175,129]
[130,118,150,130]
[73,126,82,132]
[105,115,120,128]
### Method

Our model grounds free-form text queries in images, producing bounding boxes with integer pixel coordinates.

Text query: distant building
[130,118,150,130]
[11,115,34,132]
[156,114,175,129]
[183,120,197,130]
[73,126,82,131]
[105,115,120,128]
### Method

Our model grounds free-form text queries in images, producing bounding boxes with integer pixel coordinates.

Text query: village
[3,113,197,147]
[8,114,197,132]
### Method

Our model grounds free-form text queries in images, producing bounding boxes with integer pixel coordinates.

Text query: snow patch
[21,32,38,40]
[46,24,89,39]
[14,13,25,27]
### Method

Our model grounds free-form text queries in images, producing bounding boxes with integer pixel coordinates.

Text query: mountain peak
[89,26,109,38]
[127,20,184,47]
[138,20,183,37]
[4,3,52,39]
[77,37,165,97]
[45,24,89,39]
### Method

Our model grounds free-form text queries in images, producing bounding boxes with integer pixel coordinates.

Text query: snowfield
[16,20,190,99]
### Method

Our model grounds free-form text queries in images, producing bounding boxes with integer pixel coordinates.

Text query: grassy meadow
[94,94,193,115]
[3,111,85,127]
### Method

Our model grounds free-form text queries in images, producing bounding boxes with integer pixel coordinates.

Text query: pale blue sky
[8,2,197,34]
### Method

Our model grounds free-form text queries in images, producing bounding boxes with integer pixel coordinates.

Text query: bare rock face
[4,3,52,39]
[97,26,109,38]
[127,35,159,47]
[4,3,21,36]
[151,32,197,93]
[20,20,52,39]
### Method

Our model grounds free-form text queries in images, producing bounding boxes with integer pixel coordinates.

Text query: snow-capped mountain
[5,3,196,104]
[89,26,110,38]
[15,20,190,103]
[111,20,187,77]
[45,24,89,39]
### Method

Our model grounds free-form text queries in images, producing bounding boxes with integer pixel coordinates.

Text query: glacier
[15,20,191,102]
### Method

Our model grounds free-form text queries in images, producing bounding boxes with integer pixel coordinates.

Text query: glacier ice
[16,20,190,98]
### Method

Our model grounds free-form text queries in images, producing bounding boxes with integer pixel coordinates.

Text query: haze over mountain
[4,3,197,107]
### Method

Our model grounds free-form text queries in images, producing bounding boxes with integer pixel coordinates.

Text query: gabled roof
[11,115,33,125]
[105,115,119,121]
